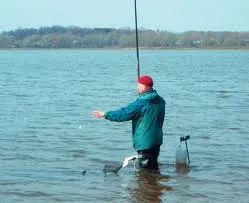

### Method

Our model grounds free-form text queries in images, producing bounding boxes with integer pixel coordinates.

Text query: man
[93,75,165,170]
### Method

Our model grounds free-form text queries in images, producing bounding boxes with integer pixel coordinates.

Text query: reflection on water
[176,163,191,174]
[127,169,172,203]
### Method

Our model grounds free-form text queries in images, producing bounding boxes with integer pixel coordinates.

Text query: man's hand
[93,111,105,118]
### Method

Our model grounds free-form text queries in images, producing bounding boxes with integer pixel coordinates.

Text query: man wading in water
[93,75,165,170]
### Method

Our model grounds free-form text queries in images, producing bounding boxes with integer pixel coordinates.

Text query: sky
[0,0,249,33]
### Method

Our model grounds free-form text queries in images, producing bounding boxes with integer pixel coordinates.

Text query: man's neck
[140,88,153,95]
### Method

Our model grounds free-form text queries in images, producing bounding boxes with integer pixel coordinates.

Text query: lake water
[0,49,248,202]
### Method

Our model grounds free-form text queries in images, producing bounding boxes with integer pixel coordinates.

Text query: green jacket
[104,89,165,151]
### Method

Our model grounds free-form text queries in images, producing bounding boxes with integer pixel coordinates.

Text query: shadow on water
[175,163,192,174]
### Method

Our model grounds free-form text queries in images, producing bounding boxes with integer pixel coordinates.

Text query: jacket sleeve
[104,100,143,122]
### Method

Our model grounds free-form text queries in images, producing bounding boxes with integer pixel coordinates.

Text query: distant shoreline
[1,26,249,50]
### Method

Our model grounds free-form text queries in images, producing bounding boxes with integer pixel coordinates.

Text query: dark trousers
[137,145,160,170]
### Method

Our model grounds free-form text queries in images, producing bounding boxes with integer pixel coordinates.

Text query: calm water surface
[0,50,249,202]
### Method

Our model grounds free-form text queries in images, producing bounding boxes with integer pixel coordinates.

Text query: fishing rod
[134,0,140,79]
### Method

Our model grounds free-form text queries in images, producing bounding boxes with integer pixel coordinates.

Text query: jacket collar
[139,88,153,95]
[138,89,158,100]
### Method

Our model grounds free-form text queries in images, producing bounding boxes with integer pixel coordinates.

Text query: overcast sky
[1,0,248,32]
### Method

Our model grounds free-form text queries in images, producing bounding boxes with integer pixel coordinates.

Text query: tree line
[0,25,249,49]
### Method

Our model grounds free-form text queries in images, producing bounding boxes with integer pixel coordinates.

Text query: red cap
[138,75,153,87]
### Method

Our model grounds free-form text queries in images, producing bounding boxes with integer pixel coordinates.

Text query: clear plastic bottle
[176,144,187,164]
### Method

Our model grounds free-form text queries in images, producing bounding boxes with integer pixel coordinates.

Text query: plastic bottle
[176,144,187,164]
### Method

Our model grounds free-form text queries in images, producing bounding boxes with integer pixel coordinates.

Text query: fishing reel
[180,135,190,142]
